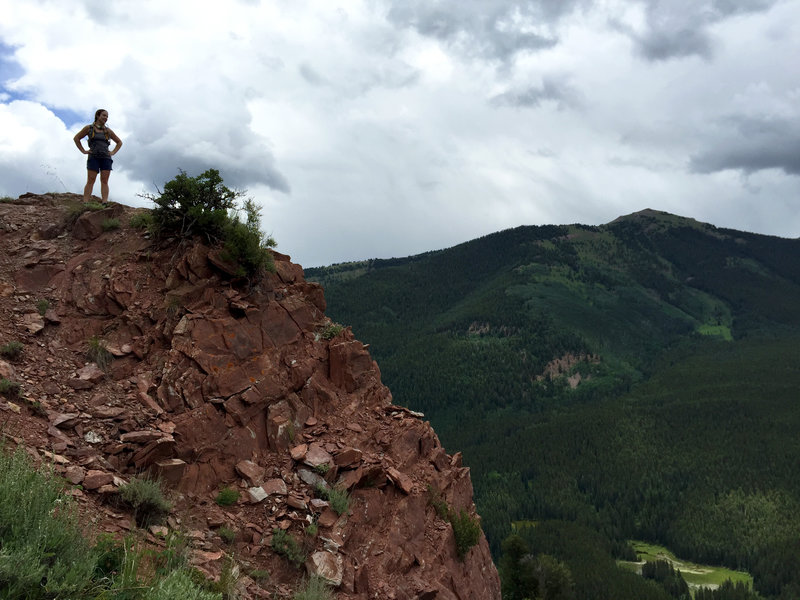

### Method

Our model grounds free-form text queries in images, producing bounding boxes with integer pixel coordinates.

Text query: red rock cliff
[0,194,501,600]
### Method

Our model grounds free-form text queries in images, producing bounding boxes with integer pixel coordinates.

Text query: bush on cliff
[144,169,276,277]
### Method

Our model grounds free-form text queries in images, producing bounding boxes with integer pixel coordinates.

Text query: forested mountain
[306,210,800,599]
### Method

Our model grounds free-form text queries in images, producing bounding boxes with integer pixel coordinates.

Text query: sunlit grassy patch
[696,324,733,341]
[620,540,753,590]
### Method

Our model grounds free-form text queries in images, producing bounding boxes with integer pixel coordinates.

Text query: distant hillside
[307,210,800,599]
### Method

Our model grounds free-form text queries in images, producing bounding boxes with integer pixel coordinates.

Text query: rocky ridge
[0,193,501,599]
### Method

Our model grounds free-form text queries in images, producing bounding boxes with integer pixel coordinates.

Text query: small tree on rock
[143,169,275,277]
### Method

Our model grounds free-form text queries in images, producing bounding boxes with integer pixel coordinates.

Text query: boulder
[83,470,113,490]
[235,460,266,487]
[306,551,343,587]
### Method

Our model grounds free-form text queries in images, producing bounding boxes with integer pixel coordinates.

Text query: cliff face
[0,194,501,600]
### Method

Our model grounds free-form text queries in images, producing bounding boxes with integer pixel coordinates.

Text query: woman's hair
[94,109,108,122]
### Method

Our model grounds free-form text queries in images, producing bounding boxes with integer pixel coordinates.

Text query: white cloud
[0,0,798,268]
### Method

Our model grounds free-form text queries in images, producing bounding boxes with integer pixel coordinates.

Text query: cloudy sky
[1,1,798,267]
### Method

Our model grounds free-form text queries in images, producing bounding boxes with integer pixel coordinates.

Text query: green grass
[620,540,753,590]
[0,444,223,599]
[102,217,121,231]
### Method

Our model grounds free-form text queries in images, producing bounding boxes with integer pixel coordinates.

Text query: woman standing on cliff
[73,109,123,203]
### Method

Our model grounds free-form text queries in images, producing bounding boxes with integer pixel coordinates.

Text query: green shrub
[449,508,481,560]
[305,522,318,538]
[425,485,481,560]
[217,526,236,545]
[0,341,23,360]
[118,477,172,528]
[102,217,121,231]
[292,574,335,600]
[315,483,349,516]
[220,198,277,276]
[427,484,449,520]
[271,528,306,567]
[0,378,21,398]
[215,487,239,506]
[129,211,153,230]
[36,299,49,316]
[87,336,113,371]
[143,169,275,277]
[320,323,344,340]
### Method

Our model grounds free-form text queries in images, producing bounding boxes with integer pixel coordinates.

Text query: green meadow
[620,540,753,592]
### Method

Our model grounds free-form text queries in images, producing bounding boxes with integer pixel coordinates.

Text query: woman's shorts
[87,156,113,172]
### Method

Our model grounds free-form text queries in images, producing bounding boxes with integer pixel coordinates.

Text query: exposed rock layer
[0,194,501,599]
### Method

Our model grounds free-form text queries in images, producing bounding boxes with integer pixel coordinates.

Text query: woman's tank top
[88,125,111,157]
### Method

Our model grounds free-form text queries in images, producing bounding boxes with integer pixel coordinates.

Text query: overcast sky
[1,1,798,267]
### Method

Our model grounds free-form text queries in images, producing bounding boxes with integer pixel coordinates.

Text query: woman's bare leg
[99,170,111,203]
[83,170,98,202]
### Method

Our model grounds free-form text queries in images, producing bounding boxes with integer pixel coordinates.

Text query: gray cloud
[386,1,586,61]
[617,0,779,61]
[690,115,800,176]
[124,137,290,194]
[299,63,326,86]
[490,77,584,110]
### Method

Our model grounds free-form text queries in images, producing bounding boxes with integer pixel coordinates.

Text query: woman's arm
[73,125,90,154]
[108,129,123,156]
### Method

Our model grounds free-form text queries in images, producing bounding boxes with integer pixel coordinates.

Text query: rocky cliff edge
[0,193,501,600]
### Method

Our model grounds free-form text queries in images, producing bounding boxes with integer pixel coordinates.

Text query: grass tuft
[314,483,349,516]
[0,378,21,398]
[292,574,335,600]
[271,528,306,567]
[215,486,239,506]
[0,341,23,360]
[36,299,49,316]
[102,217,121,231]
[118,476,172,528]
[87,336,112,371]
